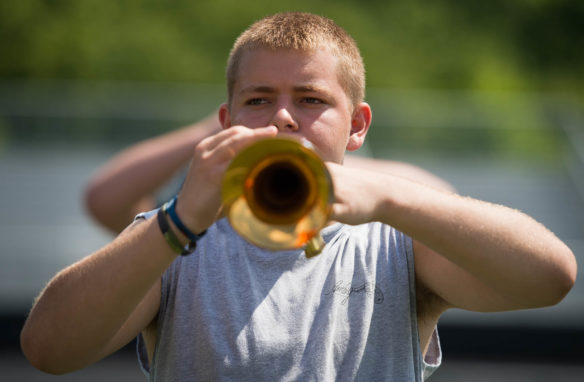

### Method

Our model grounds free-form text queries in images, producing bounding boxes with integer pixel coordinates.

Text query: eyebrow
[238,84,331,96]
[294,84,328,94]
[238,85,276,95]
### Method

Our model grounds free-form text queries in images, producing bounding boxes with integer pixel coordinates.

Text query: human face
[220,47,370,164]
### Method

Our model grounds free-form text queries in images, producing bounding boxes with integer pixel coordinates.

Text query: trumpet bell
[221,137,333,257]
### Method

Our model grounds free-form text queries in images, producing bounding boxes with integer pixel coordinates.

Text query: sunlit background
[1,1,583,380]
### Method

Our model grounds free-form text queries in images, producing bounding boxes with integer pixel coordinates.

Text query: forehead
[234,47,343,93]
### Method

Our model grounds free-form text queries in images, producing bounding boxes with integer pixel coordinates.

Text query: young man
[21,12,576,381]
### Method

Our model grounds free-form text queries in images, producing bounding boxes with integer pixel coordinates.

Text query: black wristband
[156,208,196,256]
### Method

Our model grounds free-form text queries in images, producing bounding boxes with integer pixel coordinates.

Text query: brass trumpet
[221,137,333,257]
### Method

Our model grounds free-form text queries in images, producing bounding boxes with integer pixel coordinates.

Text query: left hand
[326,162,386,225]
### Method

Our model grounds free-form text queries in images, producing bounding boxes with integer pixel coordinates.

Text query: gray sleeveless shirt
[137,215,441,381]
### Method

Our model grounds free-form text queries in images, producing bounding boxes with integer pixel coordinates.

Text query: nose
[271,105,299,132]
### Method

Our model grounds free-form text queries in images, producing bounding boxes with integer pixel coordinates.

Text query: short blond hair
[226,12,365,108]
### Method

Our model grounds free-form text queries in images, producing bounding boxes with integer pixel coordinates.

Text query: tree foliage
[1,0,582,96]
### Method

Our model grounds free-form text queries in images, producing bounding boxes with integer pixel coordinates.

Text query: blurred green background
[1,0,583,157]
[2,0,583,92]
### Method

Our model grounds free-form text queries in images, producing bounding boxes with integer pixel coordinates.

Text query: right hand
[175,125,278,234]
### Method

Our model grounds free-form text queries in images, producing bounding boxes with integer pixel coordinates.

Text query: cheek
[309,132,348,163]
[231,110,268,128]
[307,114,351,147]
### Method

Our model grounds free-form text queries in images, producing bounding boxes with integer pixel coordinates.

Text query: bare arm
[344,155,455,192]
[23,114,221,373]
[20,218,170,374]
[84,114,222,233]
[328,163,577,312]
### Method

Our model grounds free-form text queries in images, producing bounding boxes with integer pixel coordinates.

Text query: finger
[211,125,278,160]
[197,125,245,152]
[201,125,277,152]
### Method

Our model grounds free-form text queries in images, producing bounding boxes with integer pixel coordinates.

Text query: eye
[246,98,268,105]
[302,97,324,104]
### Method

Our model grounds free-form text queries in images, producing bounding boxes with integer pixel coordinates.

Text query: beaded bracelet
[156,208,196,256]
[164,196,207,242]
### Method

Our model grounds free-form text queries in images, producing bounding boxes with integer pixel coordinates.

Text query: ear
[218,103,231,130]
[346,102,372,152]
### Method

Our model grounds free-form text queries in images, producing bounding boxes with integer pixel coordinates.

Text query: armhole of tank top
[147,261,174,374]
[397,230,426,380]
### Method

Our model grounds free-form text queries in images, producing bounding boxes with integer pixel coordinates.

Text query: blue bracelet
[163,196,207,243]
